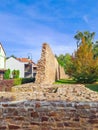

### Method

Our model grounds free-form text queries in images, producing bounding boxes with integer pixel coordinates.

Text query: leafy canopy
[72,37,98,83]
[74,31,95,48]
[56,53,73,75]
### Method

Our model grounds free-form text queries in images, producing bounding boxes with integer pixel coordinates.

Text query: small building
[6,57,37,78]
[16,58,37,78]
[0,43,6,80]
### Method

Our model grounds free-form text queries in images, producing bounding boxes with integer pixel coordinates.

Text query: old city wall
[0,100,98,129]
[36,43,67,84]
[0,79,13,91]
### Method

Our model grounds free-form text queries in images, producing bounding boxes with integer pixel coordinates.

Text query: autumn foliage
[72,37,98,83]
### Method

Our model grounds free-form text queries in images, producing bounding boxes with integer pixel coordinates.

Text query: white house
[0,43,6,80]
[6,57,37,78]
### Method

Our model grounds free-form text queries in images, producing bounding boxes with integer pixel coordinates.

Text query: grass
[55,79,77,84]
[55,79,98,92]
[85,84,98,92]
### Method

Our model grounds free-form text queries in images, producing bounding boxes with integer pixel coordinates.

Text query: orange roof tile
[16,58,37,66]
[17,58,31,62]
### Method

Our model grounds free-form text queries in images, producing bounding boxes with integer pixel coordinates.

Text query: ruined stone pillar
[35,43,66,84]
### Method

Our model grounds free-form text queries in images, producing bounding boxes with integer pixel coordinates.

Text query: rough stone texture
[0,79,14,91]
[0,83,98,129]
[0,100,98,130]
[0,83,98,102]
[59,65,68,79]
[35,43,67,84]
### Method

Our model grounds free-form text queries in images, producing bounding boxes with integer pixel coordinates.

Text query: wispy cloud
[0,11,76,63]
[83,15,89,23]
[0,0,98,63]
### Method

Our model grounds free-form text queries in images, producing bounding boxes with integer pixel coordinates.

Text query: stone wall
[0,100,98,130]
[0,79,13,91]
[59,65,69,79]
[36,43,67,84]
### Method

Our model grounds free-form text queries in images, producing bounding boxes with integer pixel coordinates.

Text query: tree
[6,55,16,59]
[56,53,73,75]
[4,69,11,79]
[93,41,98,58]
[72,37,98,83]
[74,31,95,49]
[56,54,65,67]
[12,70,20,78]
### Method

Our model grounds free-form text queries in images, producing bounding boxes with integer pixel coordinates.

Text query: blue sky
[0,0,98,63]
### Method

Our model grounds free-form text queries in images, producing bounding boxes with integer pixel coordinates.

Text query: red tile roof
[17,58,32,63]
[16,58,37,67]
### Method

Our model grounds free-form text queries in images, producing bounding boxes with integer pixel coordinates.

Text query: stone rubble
[0,83,98,102]
[0,83,98,129]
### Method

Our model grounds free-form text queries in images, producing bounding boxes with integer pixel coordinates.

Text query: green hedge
[4,69,11,79]
[21,78,35,84]
[13,77,35,86]
[13,78,22,86]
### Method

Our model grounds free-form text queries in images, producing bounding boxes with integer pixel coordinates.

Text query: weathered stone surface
[8,124,21,129]
[0,126,7,130]
[0,100,98,129]
[0,82,98,129]
[35,43,67,84]
[31,111,39,118]
[0,83,98,102]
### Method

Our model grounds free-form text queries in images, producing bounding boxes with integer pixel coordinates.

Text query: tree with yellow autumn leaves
[72,36,98,83]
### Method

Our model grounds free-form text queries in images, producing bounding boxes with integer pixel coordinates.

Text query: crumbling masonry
[36,43,67,84]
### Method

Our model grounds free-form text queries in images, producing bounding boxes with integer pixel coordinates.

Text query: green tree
[93,41,98,58]
[74,31,95,49]
[12,70,20,78]
[6,55,16,59]
[56,54,65,67]
[4,69,11,79]
[56,53,73,75]
[72,37,98,83]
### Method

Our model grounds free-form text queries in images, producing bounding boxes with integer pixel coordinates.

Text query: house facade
[0,43,6,80]
[6,57,37,78]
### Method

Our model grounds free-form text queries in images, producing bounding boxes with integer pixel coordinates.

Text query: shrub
[4,69,11,79]
[21,77,35,84]
[13,77,35,86]
[12,70,20,78]
[13,78,22,86]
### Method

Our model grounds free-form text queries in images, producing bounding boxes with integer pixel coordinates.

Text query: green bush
[13,77,35,86]
[4,69,11,79]
[12,70,20,78]
[73,72,98,84]
[13,78,22,86]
